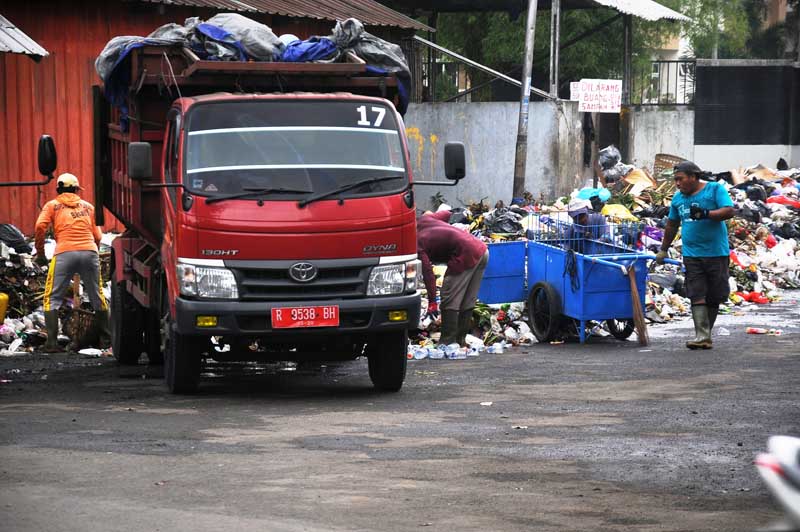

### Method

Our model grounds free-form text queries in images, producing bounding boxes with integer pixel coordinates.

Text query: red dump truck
[33,45,465,393]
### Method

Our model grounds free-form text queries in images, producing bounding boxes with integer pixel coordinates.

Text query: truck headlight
[368,260,419,296]
[178,262,239,299]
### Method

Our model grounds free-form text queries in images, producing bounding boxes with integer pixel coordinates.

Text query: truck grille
[230,263,370,301]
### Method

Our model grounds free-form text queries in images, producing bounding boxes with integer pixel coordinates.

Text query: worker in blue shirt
[656,161,735,349]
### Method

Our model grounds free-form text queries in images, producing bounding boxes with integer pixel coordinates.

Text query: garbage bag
[448,208,471,225]
[483,208,523,234]
[0,224,32,254]
[600,204,637,221]
[576,187,611,202]
[598,145,621,170]
[604,162,634,183]
[191,14,281,61]
[331,18,411,114]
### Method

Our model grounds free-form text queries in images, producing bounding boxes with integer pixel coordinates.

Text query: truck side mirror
[38,135,57,178]
[444,142,465,181]
[128,142,153,181]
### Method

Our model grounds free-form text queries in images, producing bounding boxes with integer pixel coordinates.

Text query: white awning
[589,0,691,22]
[0,15,49,60]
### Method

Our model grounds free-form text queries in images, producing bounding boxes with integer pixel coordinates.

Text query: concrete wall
[404,101,583,211]
[628,106,695,171]
[695,145,799,172]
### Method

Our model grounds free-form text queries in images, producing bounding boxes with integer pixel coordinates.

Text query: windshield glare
[184,101,407,198]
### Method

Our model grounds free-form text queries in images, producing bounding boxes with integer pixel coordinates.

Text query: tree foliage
[431,0,797,101]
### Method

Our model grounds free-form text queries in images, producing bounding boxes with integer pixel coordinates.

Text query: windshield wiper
[205,187,311,205]
[298,175,405,208]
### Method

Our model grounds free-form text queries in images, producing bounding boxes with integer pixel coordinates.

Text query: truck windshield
[184,100,408,199]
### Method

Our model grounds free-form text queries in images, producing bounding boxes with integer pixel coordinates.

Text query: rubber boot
[457,309,473,346]
[42,310,61,353]
[94,309,112,350]
[686,305,713,350]
[707,304,719,329]
[439,310,459,346]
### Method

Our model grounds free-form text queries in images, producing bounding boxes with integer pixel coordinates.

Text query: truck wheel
[143,308,164,365]
[606,319,635,340]
[366,331,407,392]
[110,280,144,365]
[528,282,563,343]
[164,324,204,394]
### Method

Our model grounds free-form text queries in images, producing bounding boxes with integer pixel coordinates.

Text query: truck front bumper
[174,294,421,337]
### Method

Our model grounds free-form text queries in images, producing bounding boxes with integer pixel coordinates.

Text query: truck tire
[528,282,563,343]
[366,331,407,392]
[164,324,204,394]
[110,280,144,365]
[143,308,164,365]
[606,319,635,340]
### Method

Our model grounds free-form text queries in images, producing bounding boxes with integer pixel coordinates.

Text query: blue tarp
[280,37,337,62]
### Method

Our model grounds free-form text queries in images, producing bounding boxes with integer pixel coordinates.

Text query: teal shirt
[668,181,734,257]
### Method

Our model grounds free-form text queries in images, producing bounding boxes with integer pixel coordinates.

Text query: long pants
[440,251,489,311]
[43,250,108,312]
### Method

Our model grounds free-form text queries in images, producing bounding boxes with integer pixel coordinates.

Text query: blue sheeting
[193,23,249,61]
[280,37,337,62]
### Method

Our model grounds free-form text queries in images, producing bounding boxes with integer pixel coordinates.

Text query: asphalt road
[1,301,798,531]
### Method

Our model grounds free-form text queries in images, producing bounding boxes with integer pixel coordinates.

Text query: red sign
[271,305,340,329]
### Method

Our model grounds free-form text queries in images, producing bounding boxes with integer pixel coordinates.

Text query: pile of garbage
[418,152,800,348]
[0,230,113,356]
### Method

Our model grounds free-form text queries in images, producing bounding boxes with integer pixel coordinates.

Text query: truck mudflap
[174,294,420,337]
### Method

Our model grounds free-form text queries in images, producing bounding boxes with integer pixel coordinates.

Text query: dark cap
[673,160,703,176]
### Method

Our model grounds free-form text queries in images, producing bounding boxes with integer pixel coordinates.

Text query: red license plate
[271,305,340,329]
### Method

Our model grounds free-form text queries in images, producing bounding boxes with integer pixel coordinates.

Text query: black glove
[690,205,709,220]
[35,254,49,267]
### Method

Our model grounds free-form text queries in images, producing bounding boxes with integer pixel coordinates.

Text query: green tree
[678,0,751,58]
[433,8,678,101]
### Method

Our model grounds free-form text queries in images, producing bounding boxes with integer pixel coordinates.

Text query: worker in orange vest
[34,173,110,352]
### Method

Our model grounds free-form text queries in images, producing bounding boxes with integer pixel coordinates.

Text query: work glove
[655,250,668,264]
[426,302,440,320]
[35,254,49,267]
[690,205,709,220]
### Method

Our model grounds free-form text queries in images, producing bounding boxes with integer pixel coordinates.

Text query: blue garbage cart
[478,216,677,343]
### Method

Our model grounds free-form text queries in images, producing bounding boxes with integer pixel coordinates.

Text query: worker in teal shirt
[656,161,735,349]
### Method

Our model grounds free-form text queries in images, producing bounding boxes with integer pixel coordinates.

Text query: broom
[627,266,649,346]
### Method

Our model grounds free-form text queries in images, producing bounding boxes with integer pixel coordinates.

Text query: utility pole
[549,0,561,98]
[512,0,539,199]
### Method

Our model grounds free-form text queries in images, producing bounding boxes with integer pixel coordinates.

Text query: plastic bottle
[486,342,505,354]
[427,347,445,360]
[412,346,428,360]
[746,327,768,334]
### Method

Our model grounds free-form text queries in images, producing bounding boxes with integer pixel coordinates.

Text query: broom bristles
[628,267,649,346]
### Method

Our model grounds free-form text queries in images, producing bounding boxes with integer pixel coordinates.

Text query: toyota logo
[289,262,317,283]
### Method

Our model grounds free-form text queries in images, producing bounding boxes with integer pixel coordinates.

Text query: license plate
[271,305,340,329]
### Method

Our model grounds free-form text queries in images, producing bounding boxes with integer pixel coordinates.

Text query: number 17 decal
[356,105,386,127]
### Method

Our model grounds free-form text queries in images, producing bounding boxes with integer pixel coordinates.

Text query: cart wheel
[606,319,635,340]
[528,282,563,343]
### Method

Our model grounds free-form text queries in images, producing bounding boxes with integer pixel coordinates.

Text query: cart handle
[587,254,682,276]
[639,253,683,267]
[587,256,629,275]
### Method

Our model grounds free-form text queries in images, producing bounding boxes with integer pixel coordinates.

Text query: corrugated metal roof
[589,0,690,22]
[0,14,49,59]
[138,0,434,31]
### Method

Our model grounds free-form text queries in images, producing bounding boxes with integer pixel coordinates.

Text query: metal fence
[401,37,478,103]
[525,215,643,254]
[632,60,696,105]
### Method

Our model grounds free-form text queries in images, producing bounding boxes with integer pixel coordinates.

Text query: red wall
[0,1,334,235]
